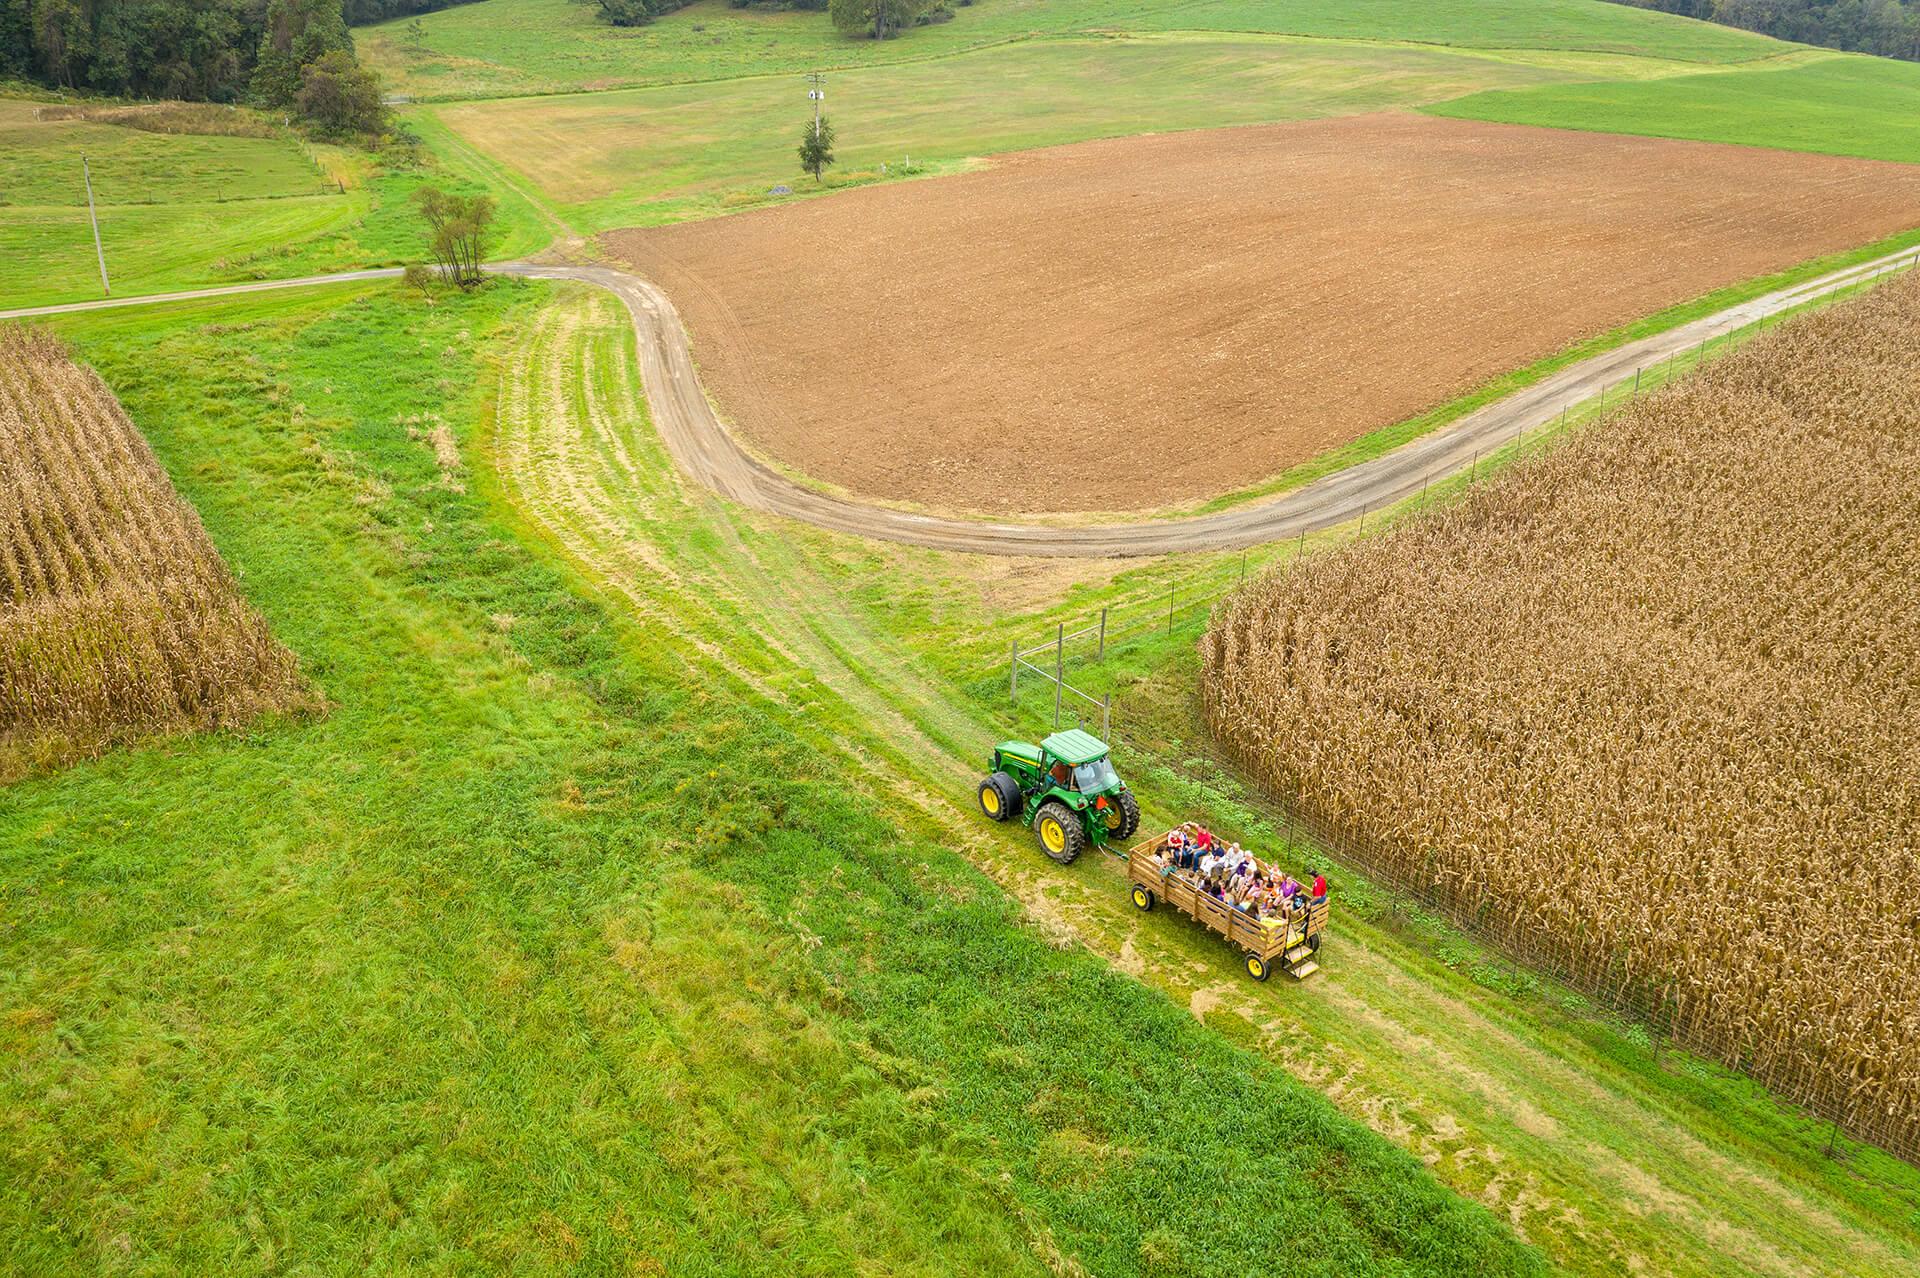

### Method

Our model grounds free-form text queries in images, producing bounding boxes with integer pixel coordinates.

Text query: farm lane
[8,245,1915,558]
[508,247,1919,556]
[0,269,406,319]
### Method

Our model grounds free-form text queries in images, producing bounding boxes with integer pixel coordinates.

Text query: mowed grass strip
[1433,51,1920,164]
[362,0,1782,101]
[0,284,1543,1276]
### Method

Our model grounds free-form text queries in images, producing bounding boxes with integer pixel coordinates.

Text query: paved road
[9,249,1913,557]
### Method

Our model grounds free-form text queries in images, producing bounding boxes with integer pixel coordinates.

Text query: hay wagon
[1125,831,1328,981]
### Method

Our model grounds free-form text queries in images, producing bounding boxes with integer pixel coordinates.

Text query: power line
[82,155,109,297]
[804,70,826,141]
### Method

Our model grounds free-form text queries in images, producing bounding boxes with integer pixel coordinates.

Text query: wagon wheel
[1033,801,1086,865]
[1131,883,1155,912]
[1245,953,1272,982]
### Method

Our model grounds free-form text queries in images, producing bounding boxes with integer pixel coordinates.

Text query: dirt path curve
[506,251,1914,557]
[10,246,1914,558]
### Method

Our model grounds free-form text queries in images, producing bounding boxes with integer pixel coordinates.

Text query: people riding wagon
[1134,821,1330,980]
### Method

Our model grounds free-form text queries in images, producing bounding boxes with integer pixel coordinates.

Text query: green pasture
[1434,50,1920,164]
[0,282,1546,1277]
[0,106,326,206]
[0,98,547,309]
[360,0,1784,102]
[430,33,1577,230]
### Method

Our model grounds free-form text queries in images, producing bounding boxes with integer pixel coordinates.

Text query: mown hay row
[0,326,313,775]
[1202,274,1920,1153]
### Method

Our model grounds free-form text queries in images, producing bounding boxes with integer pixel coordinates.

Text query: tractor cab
[977,729,1141,864]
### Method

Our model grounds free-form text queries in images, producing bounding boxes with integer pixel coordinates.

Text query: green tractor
[977,728,1141,864]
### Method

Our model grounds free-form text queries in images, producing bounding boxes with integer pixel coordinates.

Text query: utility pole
[83,155,109,297]
[804,71,826,141]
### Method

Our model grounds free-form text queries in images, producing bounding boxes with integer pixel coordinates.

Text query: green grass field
[361,0,1783,101]
[0,99,548,309]
[1434,50,1920,163]
[392,0,1918,247]
[2,282,1556,1277]
[10,276,1920,1275]
[431,33,1575,231]
[13,1,1920,1270]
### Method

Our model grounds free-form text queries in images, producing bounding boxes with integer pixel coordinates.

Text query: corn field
[1202,274,1920,1159]
[0,326,312,777]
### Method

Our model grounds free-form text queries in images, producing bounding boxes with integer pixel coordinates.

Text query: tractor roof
[1042,729,1110,765]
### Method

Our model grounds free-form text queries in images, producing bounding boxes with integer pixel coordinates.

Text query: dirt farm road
[8,246,1915,558]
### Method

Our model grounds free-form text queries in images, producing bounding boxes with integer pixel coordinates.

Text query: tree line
[0,0,481,104]
[583,1,828,28]
[1614,0,1920,59]
[578,0,958,36]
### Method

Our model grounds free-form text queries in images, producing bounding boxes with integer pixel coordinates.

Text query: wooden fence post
[1053,623,1064,730]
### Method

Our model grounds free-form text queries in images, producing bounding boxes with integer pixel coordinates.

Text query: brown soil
[605,113,1920,515]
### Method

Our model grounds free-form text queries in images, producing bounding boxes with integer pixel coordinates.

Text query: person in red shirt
[1311,873,1328,902]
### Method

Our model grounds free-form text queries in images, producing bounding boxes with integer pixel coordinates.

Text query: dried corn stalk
[1204,275,1920,1150]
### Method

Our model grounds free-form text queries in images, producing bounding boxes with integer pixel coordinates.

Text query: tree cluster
[0,1,478,110]
[828,0,951,39]
[573,0,825,25]
[578,0,699,27]
[413,185,495,287]
[1615,0,1920,59]
[341,0,480,20]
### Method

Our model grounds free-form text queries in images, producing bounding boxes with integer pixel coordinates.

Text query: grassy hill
[385,0,1910,242]
[1434,50,1920,163]
[0,99,545,310]
[361,0,1783,101]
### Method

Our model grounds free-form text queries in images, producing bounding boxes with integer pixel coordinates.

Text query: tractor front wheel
[1103,790,1141,841]
[1034,801,1087,865]
[978,771,1020,823]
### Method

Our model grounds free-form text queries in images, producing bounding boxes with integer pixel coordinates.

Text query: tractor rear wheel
[978,771,1020,823]
[1102,790,1141,841]
[1034,801,1087,865]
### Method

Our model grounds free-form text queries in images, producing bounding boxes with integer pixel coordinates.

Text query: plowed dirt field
[608,113,1920,516]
